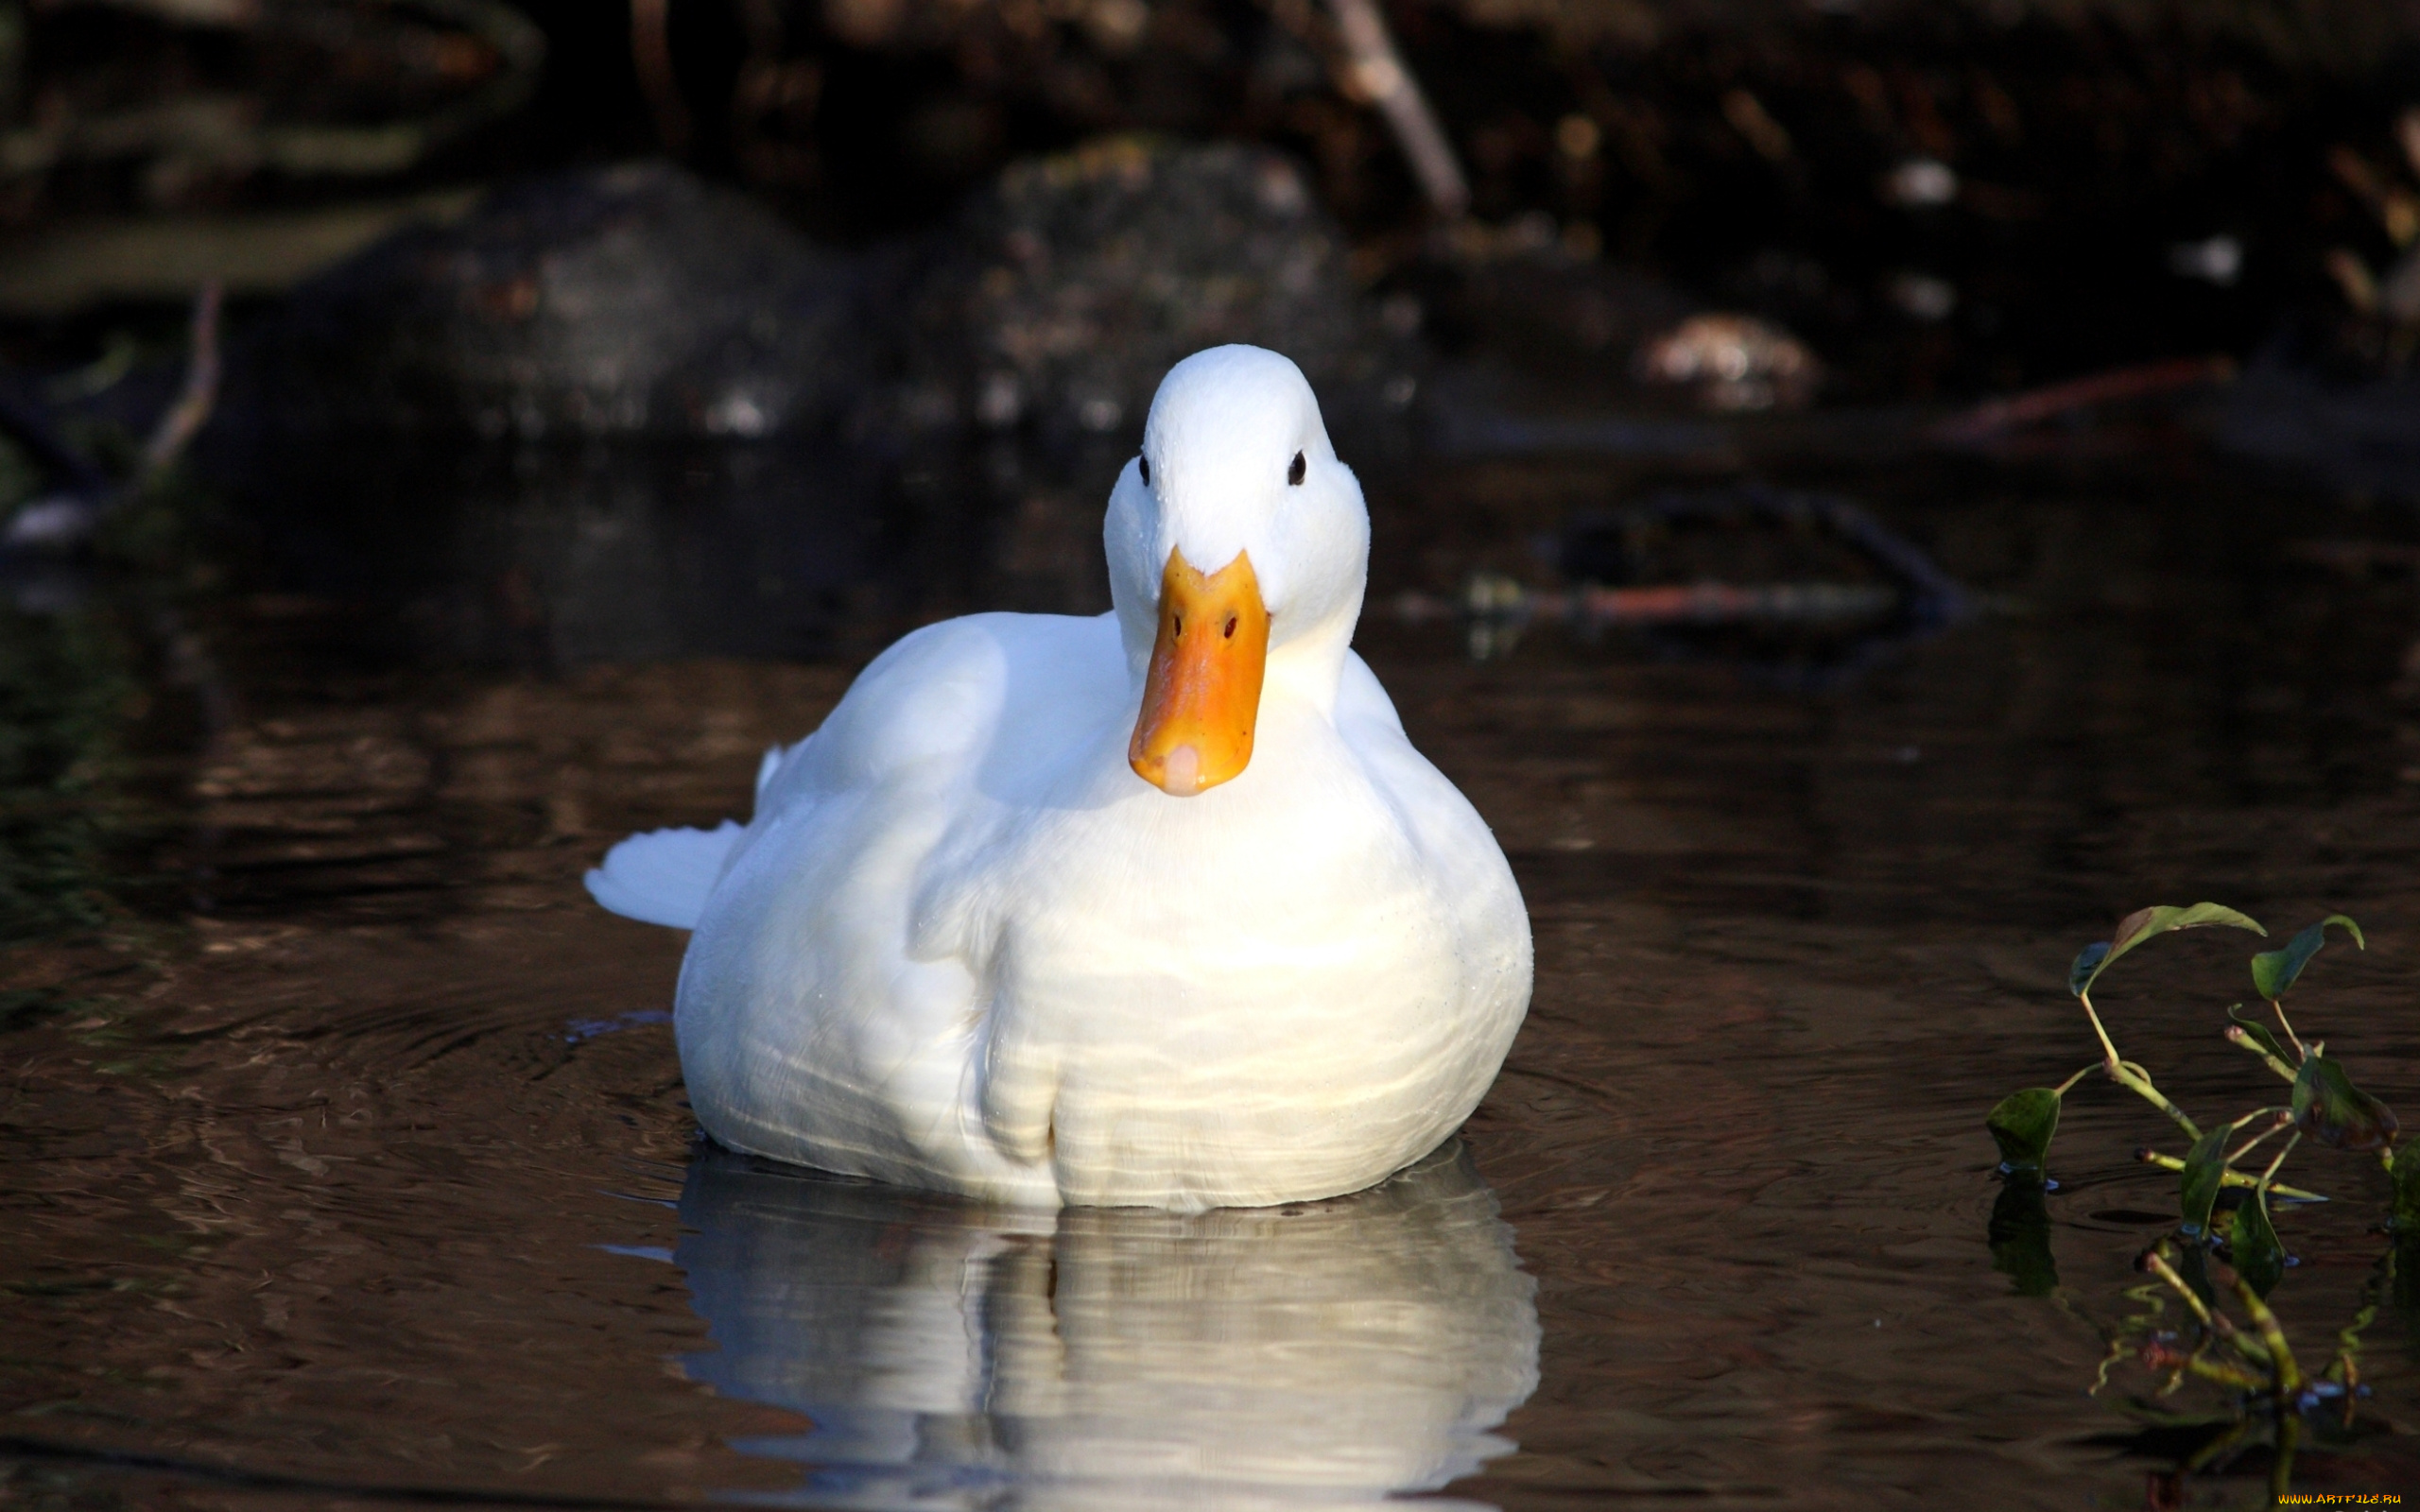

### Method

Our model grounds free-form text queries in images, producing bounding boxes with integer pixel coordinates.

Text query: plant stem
[2071,977,2206,1132]
[2327,1250,2387,1422]
[2079,991,2202,1134]
[2271,998,2308,1060]
[2254,1131,2301,1194]
[2117,1062,2202,1139]
[2078,988,2124,1067]
[2225,1112,2290,1167]
[2235,1280,2305,1395]
[2223,1026,2299,1082]
[2135,1149,2326,1202]
[2271,1412,2301,1504]
[2052,1061,2099,1097]
[2141,1249,2274,1368]
[2140,1250,2219,1329]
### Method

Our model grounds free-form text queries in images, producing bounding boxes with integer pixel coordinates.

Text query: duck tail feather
[584,819,746,929]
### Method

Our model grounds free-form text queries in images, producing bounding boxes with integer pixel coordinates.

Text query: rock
[228,161,875,442]
[209,163,904,662]
[228,144,1419,453]
[1634,313,1823,412]
[894,136,1420,447]
[203,145,1426,659]
[1424,232,1696,370]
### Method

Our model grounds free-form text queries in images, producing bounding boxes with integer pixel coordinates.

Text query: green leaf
[2066,941,2111,996]
[2225,1005,2291,1063]
[1986,1088,2062,1171]
[2394,1142,2420,1234]
[2179,1125,2232,1236]
[2227,1192,2287,1297]
[2069,903,2267,999]
[1988,1177,2059,1297]
[2291,1054,2401,1152]
[2250,914,2364,1001]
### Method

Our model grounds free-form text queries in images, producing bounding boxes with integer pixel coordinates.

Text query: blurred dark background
[1,0,2418,682]
[3,0,2419,393]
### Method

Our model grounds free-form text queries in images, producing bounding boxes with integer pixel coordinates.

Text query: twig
[1398,577,1902,628]
[631,0,694,154]
[4,279,223,559]
[1928,355,2236,445]
[1321,0,1468,218]
[141,281,221,479]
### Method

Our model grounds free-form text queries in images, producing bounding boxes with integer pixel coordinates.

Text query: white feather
[591,346,1533,1210]
[584,820,746,929]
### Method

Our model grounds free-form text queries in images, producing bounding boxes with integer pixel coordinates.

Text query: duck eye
[1287,452,1305,487]
[1138,455,1151,486]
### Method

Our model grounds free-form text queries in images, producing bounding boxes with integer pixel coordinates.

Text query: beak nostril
[1172,614,1183,638]
[1223,616,1236,639]
[1288,451,1305,486]
[1139,455,1150,486]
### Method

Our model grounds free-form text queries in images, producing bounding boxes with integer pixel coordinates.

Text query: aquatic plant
[1985,904,2413,1498]
[0,600,144,942]
[0,286,237,947]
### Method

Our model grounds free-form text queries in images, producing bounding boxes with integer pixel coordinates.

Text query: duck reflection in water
[674,1141,1540,1509]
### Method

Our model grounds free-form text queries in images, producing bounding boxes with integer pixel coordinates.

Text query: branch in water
[142,281,223,479]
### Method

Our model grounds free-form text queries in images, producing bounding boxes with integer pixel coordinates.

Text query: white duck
[589,345,1530,1211]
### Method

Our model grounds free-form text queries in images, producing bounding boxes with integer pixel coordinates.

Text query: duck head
[1105,346,1371,798]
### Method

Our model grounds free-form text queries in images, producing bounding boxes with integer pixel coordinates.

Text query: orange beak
[1129,547,1270,797]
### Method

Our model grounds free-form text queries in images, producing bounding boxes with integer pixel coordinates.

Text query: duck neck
[1262,591,1362,719]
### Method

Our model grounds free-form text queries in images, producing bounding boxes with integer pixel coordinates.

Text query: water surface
[4,447,2419,1507]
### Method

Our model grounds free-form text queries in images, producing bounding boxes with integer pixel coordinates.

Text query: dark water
[6,442,2420,1508]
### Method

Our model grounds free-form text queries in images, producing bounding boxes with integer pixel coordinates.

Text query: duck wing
[588,611,1127,935]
